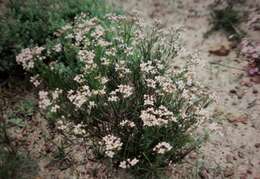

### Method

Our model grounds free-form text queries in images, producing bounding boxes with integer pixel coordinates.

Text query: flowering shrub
[16,13,210,177]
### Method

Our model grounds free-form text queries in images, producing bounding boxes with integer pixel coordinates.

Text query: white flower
[16,47,44,70]
[97,39,111,47]
[155,75,176,93]
[105,151,115,158]
[56,120,68,131]
[115,62,131,77]
[116,85,133,98]
[145,79,156,88]
[100,77,108,84]
[128,158,139,166]
[176,80,185,90]
[140,61,157,75]
[53,43,62,52]
[30,75,41,87]
[73,123,86,135]
[38,90,51,109]
[74,74,85,83]
[88,101,96,110]
[108,90,121,102]
[52,88,63,100]
[51,104,60,113]
[102,135,123,158]
[153,142,172,154]
[67,85,91,108]
[119,161,127,169]
[78,50,96,71]
[120,120,135,128]
[140,105,176,127]
[144,95,155,106]
[119,158,139,168]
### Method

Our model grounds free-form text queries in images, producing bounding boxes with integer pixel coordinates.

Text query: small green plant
[206,3,244,40]
[0,147,39,179]
[5,99,35,128]
[0,0,108,80]
[0,96,38,178]
[16,13,210,178]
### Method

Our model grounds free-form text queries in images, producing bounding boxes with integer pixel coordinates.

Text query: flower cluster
[120,120,135,128]
[56,120,86,136]
[16,46,44,70]
[101,135,123,158]
[240,39,260,76]
[30,75,41,87]
[38,91,51,110]
[119,158,139,169]
[140,105,177,127]
[67,86,91,108]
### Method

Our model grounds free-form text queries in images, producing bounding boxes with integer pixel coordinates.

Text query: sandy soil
[108,0,260,178]
[1,0,260,178]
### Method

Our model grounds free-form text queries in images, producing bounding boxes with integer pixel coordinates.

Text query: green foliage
[0,148,39,179]
[0,0,109,77]
[0,149,19,179]
[0,97,38,178]
[2,99,36,128]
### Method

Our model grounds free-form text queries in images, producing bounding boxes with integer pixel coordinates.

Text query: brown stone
[226,154,233,163]
[228,116,248,125]
[253,89,258,94]
[255,143,260,148]
[238,151,245,158]
[209,45,231,56]
[240,80,253,87]
[251,76,260,84]
[230,89,237,94]
[224,167,234,177]
[247,169,253,175]
[199,168,209,179]
[240,173,247,179]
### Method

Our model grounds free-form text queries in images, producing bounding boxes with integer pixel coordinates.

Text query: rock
[228,116,248,125]
[230,89,237,94]
[253,23,260,31]
[240,80,253,87]
[247,169,253,175]
[255,143,260,148]
[253,89,258,94]
[236,89,245,99]
[232,102,237,105]
[224,166,234,177]
[240,173,248,179]
[251,76,260,84]
[209,45,231,56]
[240,145,246,149]
[238,151,245,159]
[189,152,197,160]
[199,168,209,179]
[226,154,233,163]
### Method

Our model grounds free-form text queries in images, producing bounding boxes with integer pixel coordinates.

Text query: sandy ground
[108,0,260,178]
[1,0,260,178]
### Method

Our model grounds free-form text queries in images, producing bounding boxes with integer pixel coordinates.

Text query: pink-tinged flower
[153,142,172,154]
